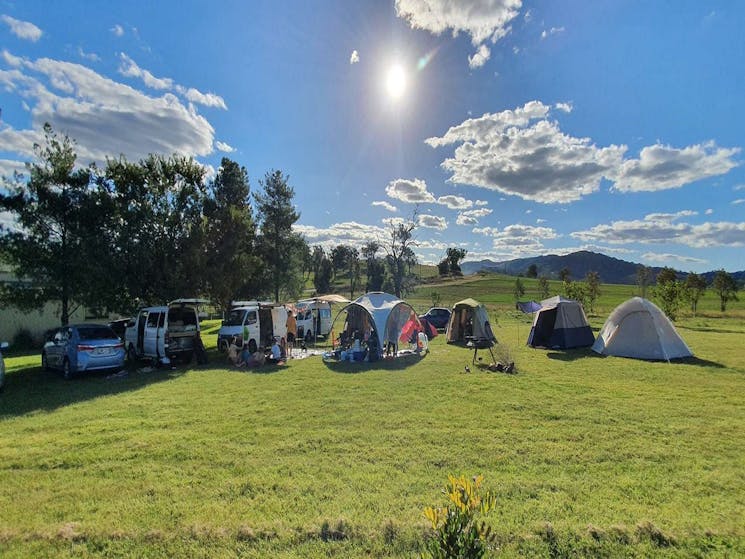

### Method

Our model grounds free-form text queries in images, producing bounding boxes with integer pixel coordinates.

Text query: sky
[0,0,744,273]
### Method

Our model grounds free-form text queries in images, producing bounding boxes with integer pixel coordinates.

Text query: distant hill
[460,250,745,285]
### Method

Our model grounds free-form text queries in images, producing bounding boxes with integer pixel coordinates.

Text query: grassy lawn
[1,275,743,557]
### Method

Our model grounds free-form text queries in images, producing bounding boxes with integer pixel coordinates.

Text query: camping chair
[466,336,496,365]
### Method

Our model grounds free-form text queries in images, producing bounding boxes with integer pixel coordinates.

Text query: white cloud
[118,53,173,90]
[385,178,435,203]
[0,210,21,233]
[613,142,740,192]
[418,214,447,229]
[734,184,745,191]
[0,51,217,166]
[536,218,546,223]
[641,252,708,265]
[473,223,558,255]
[732,199,745,205]
[427,101,626,203]
[77,47,100,63]
[111,24,125,37]
[179,87,228,109]
[294,221,388,252]
[372,200,398,212]
[350,50,359,64]
[554,102,572,113]
[474,199,488,206]
[705,208,714,215]
[456,207,492,225]
[571,213,745,248]
[541,26,565,39]
[427,100,740,203]
[436,194,472,209]
[118,53,227,109]
[468,44,490,69]
[395,0,521,68]
[0,158,28,179]
[215,141,235,153]
[1,15,42,42]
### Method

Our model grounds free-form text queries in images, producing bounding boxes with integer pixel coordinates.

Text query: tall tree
[103,153,207,308]
[538,276,550,299]
[362,241,385,292]
[712,269,739,312]
[382,215,418,298]
[313,256,333,294]
[0,124,108,325]
[683,272,707,316]
[513,277,525,300]
[201,158,258,312]
[636,264,651,298]
[558,267,571,282]
[253,170,303,302]
[584,271,601,314]
[526,264,538,279]
[654,267,682,320]
[446,247,467,276]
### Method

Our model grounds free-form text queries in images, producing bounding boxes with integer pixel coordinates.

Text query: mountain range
[460,251,745,285]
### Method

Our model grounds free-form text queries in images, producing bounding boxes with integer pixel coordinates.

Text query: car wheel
[63,359,74,380]
[127,344,138,364]
[218,339,229,352]
[41,352,50,371]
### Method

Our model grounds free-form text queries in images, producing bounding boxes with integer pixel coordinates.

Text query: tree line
[0,126,425,326]
[0,125,307,324]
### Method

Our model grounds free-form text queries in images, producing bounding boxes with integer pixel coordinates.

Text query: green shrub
[422,475,497,559]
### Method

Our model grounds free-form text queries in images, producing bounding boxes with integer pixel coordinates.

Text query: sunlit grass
[0,275,743,557]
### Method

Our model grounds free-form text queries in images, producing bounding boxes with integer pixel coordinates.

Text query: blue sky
[1,0,743,272]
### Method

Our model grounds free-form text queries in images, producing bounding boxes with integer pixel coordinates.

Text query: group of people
[227,310,299,368]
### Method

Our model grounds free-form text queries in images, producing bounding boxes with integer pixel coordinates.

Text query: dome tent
[446,298,496,344]
[592,297,693,361]
[334,292,424,359]
[527,296,594,349]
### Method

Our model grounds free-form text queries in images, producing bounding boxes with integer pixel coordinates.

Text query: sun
[385,64,407,99]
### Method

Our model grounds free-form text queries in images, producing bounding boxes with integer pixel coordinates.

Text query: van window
[246,311,257,325]
[158,313,166,328]
[147,312,161,327]
[320,309,331,318]
[224,309,247,326]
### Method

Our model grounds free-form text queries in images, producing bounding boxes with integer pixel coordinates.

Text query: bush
[12,328,36,351]
[422,475,497,559]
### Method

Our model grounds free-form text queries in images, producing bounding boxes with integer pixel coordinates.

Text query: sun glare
[385,64,407,99]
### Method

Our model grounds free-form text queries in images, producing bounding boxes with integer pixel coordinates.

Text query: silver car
[0,341,7,392]
[42,324,125,379]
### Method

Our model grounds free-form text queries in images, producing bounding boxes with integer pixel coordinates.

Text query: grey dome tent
[592,297,692,361]
[446,298,496,344]
[334,292,424,359]
[527,296,594,349]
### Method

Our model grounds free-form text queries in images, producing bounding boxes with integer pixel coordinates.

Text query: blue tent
[527,296,594,349]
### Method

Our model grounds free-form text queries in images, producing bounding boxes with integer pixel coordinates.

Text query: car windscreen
[224,309,247,326]
[78,327,119,341]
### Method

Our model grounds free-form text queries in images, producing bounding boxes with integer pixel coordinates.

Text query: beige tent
[446,298,496,344]
[592,297,692,361]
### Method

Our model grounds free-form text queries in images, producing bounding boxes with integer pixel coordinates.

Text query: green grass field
[1,275,743,557]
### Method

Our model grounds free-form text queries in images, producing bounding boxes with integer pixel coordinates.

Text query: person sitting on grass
[236,343,252,367]
[227,336,242,366]
[267,338,284,365]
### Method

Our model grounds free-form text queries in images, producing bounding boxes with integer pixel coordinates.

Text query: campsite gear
[446,298,496,344]
[467,336,496,365]
[418,317,438,340]
[527,296,594,349]
[334,292,424,360]
[592,297,693,361]
[516,300,542,313]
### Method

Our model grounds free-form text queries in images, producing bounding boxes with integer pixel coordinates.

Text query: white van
[294,299,332,341]
[217,301,288,353]
[124,300,202,365]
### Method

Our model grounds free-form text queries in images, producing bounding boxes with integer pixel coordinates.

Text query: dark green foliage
[654,267,682,320]
[0,124,109,324]
[636,264,651,298]
[683,272,707,315]
[538,276,550,299]
[253,170,304,302]
[584,270,601,313]
[526,263,538,278]
[382,216,417,298]
[712,269,739,312]
[513,277,525,300]
[558,267,571,282]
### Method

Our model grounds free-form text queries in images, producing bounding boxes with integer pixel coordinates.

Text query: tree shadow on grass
[323,352,424,374]
[0,361,188,418]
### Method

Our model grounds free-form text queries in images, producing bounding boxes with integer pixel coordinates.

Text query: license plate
[94,347,111,355]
